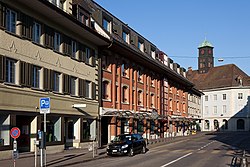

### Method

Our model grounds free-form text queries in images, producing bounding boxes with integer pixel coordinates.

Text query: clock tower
[198,40,214,74]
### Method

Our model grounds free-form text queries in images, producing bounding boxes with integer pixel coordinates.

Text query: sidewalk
[0,133,205,167]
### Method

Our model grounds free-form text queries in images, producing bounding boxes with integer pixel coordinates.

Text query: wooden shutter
[63,74,70,94]
[0,55,5,82]
[91,49,96,67]
[79,79,85,97]
[20,61,26,86]
[91,82,96,100]
[78,44,84,62]
[26,63,32,87]
[44,68,53,91]
[0,3,5,28]
[62,35,71,56]
[44,26,54,48]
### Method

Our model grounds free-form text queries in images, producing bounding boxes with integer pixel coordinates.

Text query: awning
[102,110,134,118]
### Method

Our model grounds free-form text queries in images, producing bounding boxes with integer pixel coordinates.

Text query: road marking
[160,152,193,167]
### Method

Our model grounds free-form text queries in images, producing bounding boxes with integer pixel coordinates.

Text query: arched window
[223,119,228,130]
[204,120,209,130]
[150,93,155,108]
[102,81,110,100]
[122,86,128,103]
[214,119,219,130]
[138,90,143,106]
[237,119,245,130]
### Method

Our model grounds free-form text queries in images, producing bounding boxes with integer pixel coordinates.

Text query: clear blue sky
[94,0,250,75]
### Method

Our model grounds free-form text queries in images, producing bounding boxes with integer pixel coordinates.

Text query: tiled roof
[187,64,250,90]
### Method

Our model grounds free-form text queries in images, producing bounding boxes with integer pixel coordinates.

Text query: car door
[131,134,139,153]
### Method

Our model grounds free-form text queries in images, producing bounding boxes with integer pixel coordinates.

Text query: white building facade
[202,87,250,131]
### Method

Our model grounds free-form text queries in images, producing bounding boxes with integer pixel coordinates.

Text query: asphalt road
[74,132,250,167]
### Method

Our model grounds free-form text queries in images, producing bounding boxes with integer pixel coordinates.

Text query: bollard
[241,150,248,167]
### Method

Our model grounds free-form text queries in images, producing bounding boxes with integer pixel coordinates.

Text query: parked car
[106,133,147,156]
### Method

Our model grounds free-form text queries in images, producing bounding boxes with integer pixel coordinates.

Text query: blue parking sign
[40,97,50,113]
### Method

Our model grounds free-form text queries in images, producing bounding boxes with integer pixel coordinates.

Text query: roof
[187,64,250,90]
[198,40,213,48]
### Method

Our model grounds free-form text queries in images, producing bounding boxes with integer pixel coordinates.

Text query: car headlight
[121,144,128,149]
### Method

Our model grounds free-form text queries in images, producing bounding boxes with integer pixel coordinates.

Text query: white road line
[160,152,193,167]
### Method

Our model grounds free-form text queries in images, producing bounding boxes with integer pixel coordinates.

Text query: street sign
[13,151,19,159]
[40,97,50,114]
[10,127,20,139]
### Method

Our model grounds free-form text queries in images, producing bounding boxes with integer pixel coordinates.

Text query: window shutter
[20,61,26,86]
[79,79,86,97]
[0,55,5,82]
[83,46,87,62]
[92,82,96,100]
[0,3,5,28]
[44,68,52,91]
[63,74,70,94]
[45,26,54,48]
[79,79,84,97]
[78,44,84,62]
[91,49,95,66]
[26,63,32,87]
[50,70,54,91]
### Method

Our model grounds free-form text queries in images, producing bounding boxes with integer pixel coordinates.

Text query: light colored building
[187,40,250,132]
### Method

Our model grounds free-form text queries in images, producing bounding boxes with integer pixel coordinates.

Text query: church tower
[198,40,214,73]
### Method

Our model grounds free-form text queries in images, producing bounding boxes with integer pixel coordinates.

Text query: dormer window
[151,48,156,59]
[138,39,144,52]
[103,18,111,33]
[122,30,129,43]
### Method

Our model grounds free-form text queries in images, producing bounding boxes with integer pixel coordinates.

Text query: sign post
[40,97,50,167]
[10,127,20,167]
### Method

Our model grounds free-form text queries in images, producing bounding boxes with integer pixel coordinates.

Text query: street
[72,132,250,167]
[1,132,250,167]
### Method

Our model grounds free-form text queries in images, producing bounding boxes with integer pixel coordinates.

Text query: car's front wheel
[128,148,134,157]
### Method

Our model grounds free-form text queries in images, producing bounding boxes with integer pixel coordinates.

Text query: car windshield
[113,135,131,142]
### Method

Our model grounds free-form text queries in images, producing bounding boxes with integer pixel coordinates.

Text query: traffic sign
[40,97,50,114]
[10,127,20,139]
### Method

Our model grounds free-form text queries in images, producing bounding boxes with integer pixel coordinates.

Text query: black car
[106,133,147,156]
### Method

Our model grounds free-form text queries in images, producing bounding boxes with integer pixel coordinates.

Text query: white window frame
[103,18,111,33]
[32,66,41,88]
[85,80,92,98]
[71,40,77,59]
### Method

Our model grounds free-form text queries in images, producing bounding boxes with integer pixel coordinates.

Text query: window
[121,63,128,77]
[238,93,243,99]
[137,69,143,82]
[151,49,156,59]
[6,8,17,33]
[213,106,217,114]
[223,105,227,114]
[5,58,16,84]
[53,72,60,92]
[214,94,217,100]
[70,77,76,95]
[122,86,128,103]
[46,116,61,142]
[204,120,209,130]
[54,32,61,52]
[102,81,110,100]
[33,22,41,44]
[205,106,208,114]
[103,18,111,32]
[150,93,155,108]
[122,31,129,43]
[205,95,208,101]
[138,40,144,52]
[71,40,77,59]
[223,94,226,100]
[138,90,143,105]
[85,47,91,64]
[32,66,41,88]
[0,115,11,146]
[79,12,89,26]
[85,80,91,98]
[102,55,111,71]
